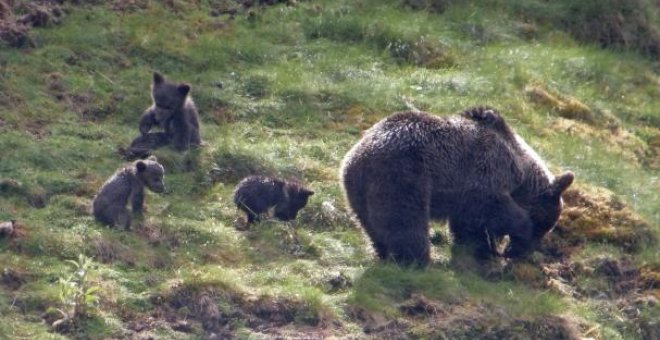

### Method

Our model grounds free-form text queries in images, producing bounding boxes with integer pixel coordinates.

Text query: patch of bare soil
[560,256,660,338]
[111,0,149,12]
[640,127,660,170]
[402,0,451,13]
[0,178,48,208]
[0,17,30,47]
[346,305,411,339]
[388,36,456,69]
[141,281,327,338]
[351,300,587,339]
[398,293,444,318]
[0,0,63,48]
[46,72,121,122]
[405,0,660,58]
[1,267,27,290]
[460,182,660,338]
[517,184,660,338]
[90,235,138,266]
[558,0,660,58]
[135,221,180,248]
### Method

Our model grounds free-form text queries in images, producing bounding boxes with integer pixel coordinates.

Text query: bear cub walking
[233,176,314,227]
[92,156,166,229]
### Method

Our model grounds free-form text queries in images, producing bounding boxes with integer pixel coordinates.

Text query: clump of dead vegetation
[525,84,615,127]
[546,185,656,256]
[525,85,656,167]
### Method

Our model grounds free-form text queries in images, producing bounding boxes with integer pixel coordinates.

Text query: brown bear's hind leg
[366,178,431,266]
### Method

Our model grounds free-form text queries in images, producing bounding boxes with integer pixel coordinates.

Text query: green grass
[1,0,658,338]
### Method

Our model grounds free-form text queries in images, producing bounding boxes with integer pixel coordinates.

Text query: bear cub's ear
[147,155,158,162]
[153,72,165,85]
[177,84,191,97]
[136,161,147,173]
[551,171,574,196]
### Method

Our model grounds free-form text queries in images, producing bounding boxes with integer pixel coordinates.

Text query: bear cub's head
[150,72,191,124]
[135,156,166,194]
[274,183,314,221]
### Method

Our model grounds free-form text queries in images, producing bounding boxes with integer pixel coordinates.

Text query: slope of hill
[1,0,658,339]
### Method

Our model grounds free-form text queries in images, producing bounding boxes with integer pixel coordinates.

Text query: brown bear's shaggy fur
[340,108,573,266]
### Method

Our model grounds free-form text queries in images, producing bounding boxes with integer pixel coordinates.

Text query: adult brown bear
[340,107,574,266]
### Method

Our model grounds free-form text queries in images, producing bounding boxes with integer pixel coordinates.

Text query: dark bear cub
[341,108,574,266]
[92,156,166,229]
[233,176,314,226]
[133,72,202,152]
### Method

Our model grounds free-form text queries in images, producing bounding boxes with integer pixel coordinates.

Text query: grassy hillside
[1,0,658,338]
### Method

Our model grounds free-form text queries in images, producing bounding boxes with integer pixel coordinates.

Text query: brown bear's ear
[147,155,158,162]
[136,161,147,173]
[551,171,574,196]
[153,72,165,85]
[177,84,191,97]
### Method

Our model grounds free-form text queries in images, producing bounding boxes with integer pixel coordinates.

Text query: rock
[0,220,14,237]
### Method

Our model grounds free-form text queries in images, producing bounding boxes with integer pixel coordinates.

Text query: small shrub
[52,254,100,331]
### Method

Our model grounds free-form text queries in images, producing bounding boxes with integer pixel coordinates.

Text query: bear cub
[136,72,202,152]
[233,176,314,227]
[92,156,166,229]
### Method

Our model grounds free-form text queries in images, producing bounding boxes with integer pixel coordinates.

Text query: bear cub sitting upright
[233,176,314,227]
[92,156,166,229]
[135,72,202,152]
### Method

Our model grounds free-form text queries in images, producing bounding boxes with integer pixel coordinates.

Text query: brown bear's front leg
[504,228,534,259]
[450,192,532,260]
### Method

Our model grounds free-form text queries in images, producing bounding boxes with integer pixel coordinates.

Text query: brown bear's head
[527,171,574,240]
